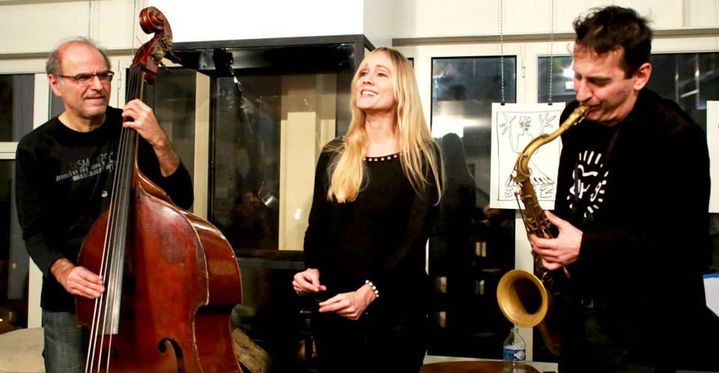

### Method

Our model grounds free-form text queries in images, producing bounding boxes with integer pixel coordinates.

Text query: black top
[556,89,715,362]
[304,138,438,315]
[15,107,194,312]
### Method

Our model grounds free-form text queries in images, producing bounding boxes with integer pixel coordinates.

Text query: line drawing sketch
[490,103,565,209]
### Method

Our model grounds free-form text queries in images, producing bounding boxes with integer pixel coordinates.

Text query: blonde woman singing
[292,47,442,373]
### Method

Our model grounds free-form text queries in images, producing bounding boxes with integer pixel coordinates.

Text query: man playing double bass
[15,37,193,373]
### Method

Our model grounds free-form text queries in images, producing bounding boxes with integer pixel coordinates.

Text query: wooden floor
[421,360,541,373]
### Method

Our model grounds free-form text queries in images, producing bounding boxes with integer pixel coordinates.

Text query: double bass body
[76,6,243,373]
[78,175,242,373]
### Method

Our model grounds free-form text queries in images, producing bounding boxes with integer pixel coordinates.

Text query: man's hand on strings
[51,258,104,299]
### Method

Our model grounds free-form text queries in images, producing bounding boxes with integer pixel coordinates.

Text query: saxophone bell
[496,269,548,328]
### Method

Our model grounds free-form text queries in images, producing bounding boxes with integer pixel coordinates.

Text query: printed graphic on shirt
[55,151,115,182]
[567,149,609,221]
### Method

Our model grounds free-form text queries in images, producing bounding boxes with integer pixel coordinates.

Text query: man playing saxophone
[529,5,719,372]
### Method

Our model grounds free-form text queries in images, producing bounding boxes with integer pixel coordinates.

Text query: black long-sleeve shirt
[15,107,193,312]
[304,139,438,314]
[555,89,715,364]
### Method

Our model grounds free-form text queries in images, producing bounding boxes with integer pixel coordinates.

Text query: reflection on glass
[209,71,350,254]
[170,43,357,255]
[213,76,280,252]
[650,53,719,129]
[0,161,28,333]
[538,56,574,104]
[143,68,197,180]
[538,52,719,129]
[0,75,35,141]
[429,56,517,358]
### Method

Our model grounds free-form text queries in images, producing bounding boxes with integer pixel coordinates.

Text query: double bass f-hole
[76,7,243,373]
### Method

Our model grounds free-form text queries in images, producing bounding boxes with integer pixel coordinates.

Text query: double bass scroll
[76,7,243,373]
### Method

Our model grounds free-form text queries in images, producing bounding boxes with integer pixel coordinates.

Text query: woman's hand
[318,283,376,320]
[292,268,326,294]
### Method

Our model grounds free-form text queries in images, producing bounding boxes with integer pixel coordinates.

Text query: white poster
[490,103,566,210]
[709,101,719,213]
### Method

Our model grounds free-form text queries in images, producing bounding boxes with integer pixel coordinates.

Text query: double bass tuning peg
[163,48,181,65]
[158,51,181,74]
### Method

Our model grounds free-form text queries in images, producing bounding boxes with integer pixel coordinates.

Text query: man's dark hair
[573,6,653,77]
[46,37,111,76]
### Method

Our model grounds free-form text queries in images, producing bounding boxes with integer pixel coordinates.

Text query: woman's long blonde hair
[327,47,442,204]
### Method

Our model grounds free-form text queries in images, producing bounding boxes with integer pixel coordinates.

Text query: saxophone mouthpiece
[574,105,590,121]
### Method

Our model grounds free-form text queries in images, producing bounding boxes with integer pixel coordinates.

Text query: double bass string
[85,65,143,373]
[86,95,125,373]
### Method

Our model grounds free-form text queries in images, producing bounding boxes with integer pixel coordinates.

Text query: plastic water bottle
[503,326,526,372]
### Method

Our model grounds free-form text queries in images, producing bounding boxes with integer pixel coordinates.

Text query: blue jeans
[42,310,84,373]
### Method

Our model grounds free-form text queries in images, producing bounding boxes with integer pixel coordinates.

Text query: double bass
[76,7,243,373]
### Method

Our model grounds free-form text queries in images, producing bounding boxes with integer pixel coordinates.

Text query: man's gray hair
[46,37,111,75]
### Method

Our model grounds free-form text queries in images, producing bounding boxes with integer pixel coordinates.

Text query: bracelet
[365,280,380,299]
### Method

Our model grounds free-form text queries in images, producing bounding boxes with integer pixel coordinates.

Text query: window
[0,73,35,332]
[538,52,719,130]
[0,74,35,141]
[537,56,574,104]
[428,56,517,358]
[651,52,719,129]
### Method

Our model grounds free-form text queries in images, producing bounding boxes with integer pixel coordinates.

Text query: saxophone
[496,104,588,356]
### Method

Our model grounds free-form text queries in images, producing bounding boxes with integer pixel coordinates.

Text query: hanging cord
[548,0,555,105]
[499,0,506,105]
[87,0,92,38]
[131,0,138,55]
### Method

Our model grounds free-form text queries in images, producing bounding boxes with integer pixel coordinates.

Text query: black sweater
[304,139,438,315]
[15,107,193,311]
[556,89,715,362]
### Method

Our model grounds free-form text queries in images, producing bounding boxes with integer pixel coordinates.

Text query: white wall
[363,0,397,47]
[144,0,396,47]
[2,1,716,56]
[391,0,718,39]
[0,0,146,54]
[147,0,366,43]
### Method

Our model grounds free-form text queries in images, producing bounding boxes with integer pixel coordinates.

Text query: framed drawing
[490,103,565,210]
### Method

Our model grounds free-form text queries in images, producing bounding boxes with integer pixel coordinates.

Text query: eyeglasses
[57,71,115,84]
